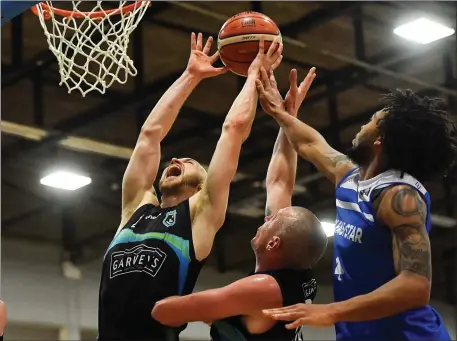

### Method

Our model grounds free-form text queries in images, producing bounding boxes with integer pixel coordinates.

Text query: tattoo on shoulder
[390,188,431,279]
[391,187,427,223]
[327,153,352,168]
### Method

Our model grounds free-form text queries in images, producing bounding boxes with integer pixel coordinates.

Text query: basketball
[218,11,281,77]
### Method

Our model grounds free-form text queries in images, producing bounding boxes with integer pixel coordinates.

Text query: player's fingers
[263,307,287,315]
[258,36,265,55]
[260,67,271,89]
[255,79,266,95]
[263,305,301,316]
[299,67,316,92]
[266,37,279,58]
[289,69,298,94]
[203,36,213,55]
[272,42,283,60]
[269,71,278,89]
[196,32,203,51]
[191,32,197,50]
[270,55,283,72]
[285,319,306,330]
[209,51,221,64]
[213,66,230,75]
[268,312,302,321]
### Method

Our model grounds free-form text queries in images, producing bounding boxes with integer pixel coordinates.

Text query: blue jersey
[333,168,451,341]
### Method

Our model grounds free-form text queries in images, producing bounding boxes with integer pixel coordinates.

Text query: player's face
[251,208,289,252]
[159,157,207,194]
[347,110,385,165]
[352,110,383,147]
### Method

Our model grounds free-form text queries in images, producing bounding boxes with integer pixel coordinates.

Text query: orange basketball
[217,11,282,77]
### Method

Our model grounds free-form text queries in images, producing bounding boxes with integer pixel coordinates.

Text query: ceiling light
[321,221,335,237]
[394,18,455,44]
[40,171,92,190]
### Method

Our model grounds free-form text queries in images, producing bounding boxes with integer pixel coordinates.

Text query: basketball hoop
[31,1,151,97]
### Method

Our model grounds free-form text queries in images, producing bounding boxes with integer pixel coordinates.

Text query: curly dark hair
[378,89,457,183]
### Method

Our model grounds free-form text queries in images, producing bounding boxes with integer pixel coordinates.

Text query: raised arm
[265,69,315,215]
[257,68,355,185]
[190,38,283,260]
[121,33,227,226]
[265,128,297,216]
[152,275,282,327]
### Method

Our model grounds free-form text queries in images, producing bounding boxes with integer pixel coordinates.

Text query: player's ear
[266,236,281,251]
[374,136,382,147]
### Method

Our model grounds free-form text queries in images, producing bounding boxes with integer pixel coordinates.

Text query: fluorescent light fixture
[40,171,92,190]
[321,221,335,237]
[394,18,455,44]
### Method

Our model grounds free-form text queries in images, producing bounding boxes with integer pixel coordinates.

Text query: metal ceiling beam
[62,205,80,263]
[279,3,359,37]
[11,14,23,66]
[1,121,134,160]
[1,71,183,162]
[352,6,366,61]
[2,205,49,232]
[1,50,55,88]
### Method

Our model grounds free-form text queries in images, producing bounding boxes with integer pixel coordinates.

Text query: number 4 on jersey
[335,256,344,281]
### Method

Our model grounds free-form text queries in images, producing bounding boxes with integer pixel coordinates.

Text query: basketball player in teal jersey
[97,34,283,341]
[256,68,456,340]
[152,67,328,341]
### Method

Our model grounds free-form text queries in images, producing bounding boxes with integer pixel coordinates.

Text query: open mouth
[166,165,182,178]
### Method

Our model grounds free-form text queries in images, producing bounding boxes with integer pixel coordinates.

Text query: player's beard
[160,175,202,197]
[346,139,373,167]
[160,179,183,197]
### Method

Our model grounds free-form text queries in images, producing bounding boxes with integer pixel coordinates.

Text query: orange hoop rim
[31,1,151,20]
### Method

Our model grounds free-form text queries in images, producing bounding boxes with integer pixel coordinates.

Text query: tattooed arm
[270,111,355,185]
[329,185,431,322]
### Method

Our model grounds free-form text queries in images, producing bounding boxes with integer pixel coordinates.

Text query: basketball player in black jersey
[97,34,283,341]
[0,299,6,341]
[151,68,328,341]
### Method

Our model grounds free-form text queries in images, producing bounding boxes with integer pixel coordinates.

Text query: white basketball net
[34,1,150,97]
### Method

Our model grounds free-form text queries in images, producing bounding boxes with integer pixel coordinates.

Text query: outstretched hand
[256,68,285,117]
[256,67,317,118]
[248,37,283,77]
[263,303,336,329]
[186,32,229,79]
[284,67,316,116]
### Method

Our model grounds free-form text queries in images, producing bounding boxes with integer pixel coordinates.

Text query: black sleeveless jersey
[98,201,203,341]
[210,269,317,341]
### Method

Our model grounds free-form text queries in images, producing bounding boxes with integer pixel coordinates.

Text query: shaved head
[277,207,328,269]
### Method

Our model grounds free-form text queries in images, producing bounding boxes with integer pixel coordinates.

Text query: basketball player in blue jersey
[151,67,328,341]
[257,68,457,340]
[97,34,283,341]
